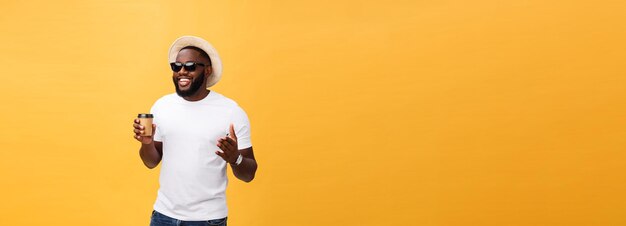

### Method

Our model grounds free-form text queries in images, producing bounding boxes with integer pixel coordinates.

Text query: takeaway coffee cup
[137,114,154,136]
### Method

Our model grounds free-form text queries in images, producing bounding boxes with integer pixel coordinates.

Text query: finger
[134,119,144,129]
[229,124,237,140]
[220,139,235,152]
[216,150,229,160]
[134,135,142,141]
[217,141,230,154]
[134,119,139,124]
[218,137,231,144]
[215,150,226,159]
[134,129,144,135]
[221,137,236,148]
[224,136,237,147]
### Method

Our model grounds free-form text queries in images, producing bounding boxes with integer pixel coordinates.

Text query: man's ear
[203,66,213,85]
[205,66,213,78]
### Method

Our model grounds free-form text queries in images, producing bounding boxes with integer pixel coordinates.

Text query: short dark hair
[181,46,212,66]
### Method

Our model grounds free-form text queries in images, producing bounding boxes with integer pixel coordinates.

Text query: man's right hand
[133,118,155,144]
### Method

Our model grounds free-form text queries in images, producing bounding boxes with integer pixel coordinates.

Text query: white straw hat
[168,36,223,88]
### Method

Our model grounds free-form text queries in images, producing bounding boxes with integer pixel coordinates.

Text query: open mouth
[178,78,191,87]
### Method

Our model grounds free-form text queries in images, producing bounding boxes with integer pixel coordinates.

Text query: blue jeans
[150,210,227,226]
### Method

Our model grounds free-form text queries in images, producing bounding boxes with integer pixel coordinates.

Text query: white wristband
[234,154,243,166]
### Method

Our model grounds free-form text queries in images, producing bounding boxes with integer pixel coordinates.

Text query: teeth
[178,78,191,87]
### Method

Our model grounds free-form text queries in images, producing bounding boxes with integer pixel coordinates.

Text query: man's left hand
[215,124,240,164]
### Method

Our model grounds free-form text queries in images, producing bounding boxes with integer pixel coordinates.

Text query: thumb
[229,124,237,140]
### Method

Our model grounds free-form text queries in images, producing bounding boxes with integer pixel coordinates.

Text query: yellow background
[1,0,625,225]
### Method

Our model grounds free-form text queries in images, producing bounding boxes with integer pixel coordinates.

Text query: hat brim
[168,36,222,88]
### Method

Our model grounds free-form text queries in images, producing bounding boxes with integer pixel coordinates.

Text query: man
[132,36,258,226]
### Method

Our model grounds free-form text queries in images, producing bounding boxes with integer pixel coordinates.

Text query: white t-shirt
[150,91,252,221]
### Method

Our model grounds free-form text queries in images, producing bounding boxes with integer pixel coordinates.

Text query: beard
[173,71,206,97]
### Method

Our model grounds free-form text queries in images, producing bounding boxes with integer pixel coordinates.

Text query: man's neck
[182,89,211,102]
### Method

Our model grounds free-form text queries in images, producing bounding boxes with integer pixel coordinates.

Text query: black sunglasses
[170,62,207,72]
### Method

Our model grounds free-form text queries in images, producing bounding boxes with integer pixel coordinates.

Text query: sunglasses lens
[170,63,183,72]
[183,62,196,71]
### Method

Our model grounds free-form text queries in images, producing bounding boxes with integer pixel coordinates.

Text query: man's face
[172,48,211,97]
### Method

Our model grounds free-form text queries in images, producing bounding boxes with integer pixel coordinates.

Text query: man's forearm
[139,142,161,169]
[231,157,257,182]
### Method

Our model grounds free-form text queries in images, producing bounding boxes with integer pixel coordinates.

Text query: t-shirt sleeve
[232,106,252,149]
[150,102,163,142]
